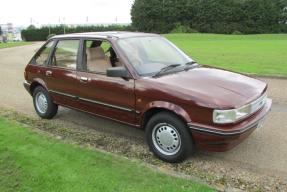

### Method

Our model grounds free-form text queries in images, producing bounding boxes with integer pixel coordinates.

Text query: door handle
[45,70,53,76]
[80,77,89,83]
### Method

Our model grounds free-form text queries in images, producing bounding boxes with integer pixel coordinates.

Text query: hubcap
[35,92,48,114]
[152,123,181,156]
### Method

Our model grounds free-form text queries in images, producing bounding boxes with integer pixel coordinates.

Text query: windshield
[117,36,194,76]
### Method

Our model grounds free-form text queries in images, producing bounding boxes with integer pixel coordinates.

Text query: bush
[232,31,243,35]
[170,23,198,33]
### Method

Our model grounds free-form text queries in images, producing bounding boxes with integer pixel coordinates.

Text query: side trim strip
[49,90,77,99]
[188,125,255,136]
[187,119,263,136]
[188,123,257,136]
[49,90,134,113]
[79,97,133,112]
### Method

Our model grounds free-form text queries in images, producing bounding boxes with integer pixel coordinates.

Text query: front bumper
[188,98,272,152]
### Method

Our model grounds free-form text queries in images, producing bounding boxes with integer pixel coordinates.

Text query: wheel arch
[29,79,48,95]
[140,101,191,129]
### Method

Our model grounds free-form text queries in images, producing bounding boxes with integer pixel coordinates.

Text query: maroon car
[24,32,272,162]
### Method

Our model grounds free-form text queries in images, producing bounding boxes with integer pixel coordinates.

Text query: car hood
[148,67,267,109]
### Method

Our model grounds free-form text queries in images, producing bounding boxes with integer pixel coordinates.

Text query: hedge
[131,0,287,34]
[21,25,134,41]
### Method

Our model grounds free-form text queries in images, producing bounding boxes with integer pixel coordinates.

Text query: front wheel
[33,86,58,119]
[146,112,195,163]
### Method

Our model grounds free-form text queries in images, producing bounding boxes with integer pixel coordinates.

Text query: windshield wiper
[185,61,197,66]
[184,61,198,71]
[153,64,181,77]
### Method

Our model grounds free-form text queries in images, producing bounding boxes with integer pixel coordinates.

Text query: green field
[0,42,32,49]
[0,117,213,192]
[165,33,287,76]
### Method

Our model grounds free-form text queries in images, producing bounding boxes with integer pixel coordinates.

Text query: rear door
[27,40,55,86]
[76,39,136,125]
[45,39,80,108]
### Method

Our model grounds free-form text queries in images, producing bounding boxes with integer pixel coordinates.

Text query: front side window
[34,41,54,65]
[84,40,121,74]
[51,40,79,70]
[118,37,193,76]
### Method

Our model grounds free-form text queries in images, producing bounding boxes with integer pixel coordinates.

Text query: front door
[76,39,136,125]
[45,39,80,108]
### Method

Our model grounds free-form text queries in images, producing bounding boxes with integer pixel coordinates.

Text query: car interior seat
[86,46,112,73]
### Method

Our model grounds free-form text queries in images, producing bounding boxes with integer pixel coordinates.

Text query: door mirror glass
[107,66,130,78]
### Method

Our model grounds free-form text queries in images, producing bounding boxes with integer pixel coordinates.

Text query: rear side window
[34,41,54,65]
[51,40,79,70]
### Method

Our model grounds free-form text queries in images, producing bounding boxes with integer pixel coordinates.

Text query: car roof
[52,31,161,40]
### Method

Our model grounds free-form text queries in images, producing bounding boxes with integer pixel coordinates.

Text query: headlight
[213,106,251,124]
[213,94,267,124]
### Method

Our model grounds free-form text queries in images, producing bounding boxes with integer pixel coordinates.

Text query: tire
[146,111,195,163]
[33,86,58,119]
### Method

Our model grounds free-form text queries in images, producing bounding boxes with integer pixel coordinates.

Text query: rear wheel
[33,86,58,119]
[146,111,195,163]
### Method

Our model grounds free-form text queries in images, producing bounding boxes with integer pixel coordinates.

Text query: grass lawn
[0,42,32,49]
[165,33,287,76]
[0,117,213,192]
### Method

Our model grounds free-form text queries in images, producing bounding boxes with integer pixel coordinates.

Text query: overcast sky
[0,0,134,27]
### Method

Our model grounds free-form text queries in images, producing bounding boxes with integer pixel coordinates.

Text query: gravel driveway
[0,43,287,190]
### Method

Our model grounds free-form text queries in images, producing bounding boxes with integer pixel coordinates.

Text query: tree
[131,0,178,33]
[27,25,36,30]
[0,26,2,36]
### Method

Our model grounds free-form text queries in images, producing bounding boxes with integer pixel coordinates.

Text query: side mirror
[107,66,130,78]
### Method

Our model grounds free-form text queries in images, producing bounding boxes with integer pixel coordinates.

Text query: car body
[24,32,272,162]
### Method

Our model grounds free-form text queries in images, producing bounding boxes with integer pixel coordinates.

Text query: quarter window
[34,41,54,65]
[52,40,79,70]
